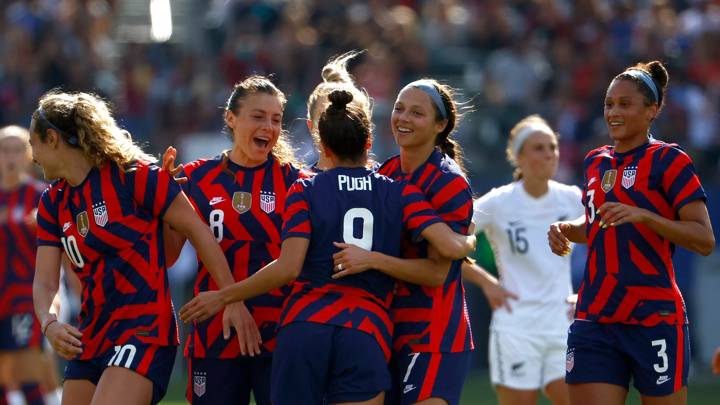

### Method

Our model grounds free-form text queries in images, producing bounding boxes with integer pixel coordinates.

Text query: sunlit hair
[0,126,32,177]
[33,91,155,168]
[307,51,373,147]
[225,75,296,166]
[506,115,557,181]
[410,78,467,175]
[318,90,372,163]
[614,60,669,113]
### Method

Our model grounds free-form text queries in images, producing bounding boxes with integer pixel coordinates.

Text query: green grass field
[158,371,720,404]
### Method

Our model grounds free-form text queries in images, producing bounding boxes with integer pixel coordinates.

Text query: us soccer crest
[92,201,108,227]
[601,169,617,193]
[260,191,275,214]
[192,371,207,398]
[76,211,90,237]
[232,191,252,214]
[622,166,637,189]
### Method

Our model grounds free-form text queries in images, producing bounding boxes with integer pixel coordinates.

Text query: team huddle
[0,52,714,405]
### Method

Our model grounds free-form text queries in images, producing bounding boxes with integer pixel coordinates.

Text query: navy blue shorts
[566,320,689,396]
[386,349,471,405]
[0,314,41,350]
[271,322,390,405]
[64,340,176,405]
[186,355,272,405]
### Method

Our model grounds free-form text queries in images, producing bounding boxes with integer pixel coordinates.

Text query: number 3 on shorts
[651,339,668,373]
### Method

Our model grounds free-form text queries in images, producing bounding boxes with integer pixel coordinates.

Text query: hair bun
[328,90,353,111]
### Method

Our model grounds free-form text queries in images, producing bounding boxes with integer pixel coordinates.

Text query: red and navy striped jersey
[181,152,300,358]
[36,160,181,359]
[0,179,46,318]
[378,148,474,354]
[280,167,443,359]
[577,140,706,326]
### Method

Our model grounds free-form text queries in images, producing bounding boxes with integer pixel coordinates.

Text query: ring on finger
[338,263,344,271]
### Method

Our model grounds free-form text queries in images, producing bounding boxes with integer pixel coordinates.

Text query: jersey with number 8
[280,167,443,359]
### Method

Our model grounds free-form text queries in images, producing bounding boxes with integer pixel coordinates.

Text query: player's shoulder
[182,155,218,177]
[584,145,613,162]
[377,154,401,175]
[648,139,692,162]
[549,180,582,197]
[40,178,66,201]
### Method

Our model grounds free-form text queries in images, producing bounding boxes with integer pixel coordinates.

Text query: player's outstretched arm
[164,192,264,355]
[461,260,518,312]
[180,237,309,323]
[420,222,476,259]
[34,246,83,360]
[332,242,451,287]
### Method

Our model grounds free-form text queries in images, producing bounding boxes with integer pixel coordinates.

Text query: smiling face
[225,92,283,167]
[390,87,447,151]
[28,119,62,180]
[516,130,559,182]
[604,78,658,149]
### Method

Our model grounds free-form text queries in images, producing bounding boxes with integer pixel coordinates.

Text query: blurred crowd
[1,0,719,189]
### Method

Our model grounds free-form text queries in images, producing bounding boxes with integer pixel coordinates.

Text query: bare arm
[421,222,476,259]
[598,200,714,256]
[180,237,309,322]
[461,260,518,311]
[548,215,586,256]
[332,243,451,287]
[163,192,234,287]
[33,246,83,359]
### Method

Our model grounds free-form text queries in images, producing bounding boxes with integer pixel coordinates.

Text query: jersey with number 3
[280,167,443,359]
[36,160,181,359]
[378,149,474,354]
[180,153,300,358]
[578,140,706,326]
[473,180,583,333]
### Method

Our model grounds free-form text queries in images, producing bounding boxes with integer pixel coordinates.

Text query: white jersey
[473,180,583,334]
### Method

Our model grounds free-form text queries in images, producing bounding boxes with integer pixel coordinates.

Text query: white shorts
[489,328,567,390]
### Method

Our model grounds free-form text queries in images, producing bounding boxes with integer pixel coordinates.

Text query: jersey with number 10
[181,153,300,358]
[378,149,474,354]
[578,140,706,326]
[36,161,181,360]
[280,167,443,359]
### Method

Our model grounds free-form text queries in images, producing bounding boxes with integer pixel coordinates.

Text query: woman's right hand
[548,222,572,256]
[161,146,187,184]
[45,321,83,360]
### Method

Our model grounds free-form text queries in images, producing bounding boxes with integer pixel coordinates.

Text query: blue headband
[35,108,79,146]
[624,69,659,104]
[403,80,447,119]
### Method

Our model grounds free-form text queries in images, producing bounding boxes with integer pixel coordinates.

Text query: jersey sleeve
[659,146,706,211]
[472,189,497,234]
[281,180,312,240]
[36,188,62,247]
[432,175,473,233]
[400,183,443,241]
[125,161,183,218]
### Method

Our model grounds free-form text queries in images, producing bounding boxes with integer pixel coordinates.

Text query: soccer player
[305,50,373,173]
[467,115,582,405]
[164,76,300,405]
[336,79,475,405]
[30,90,244,405]
[0,125,48,405]
[548,61,714,405]
[179,89,475,405]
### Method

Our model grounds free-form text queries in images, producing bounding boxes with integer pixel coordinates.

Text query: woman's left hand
[331,242,374,279]
[597,202,649,228]
[180,290,224,323]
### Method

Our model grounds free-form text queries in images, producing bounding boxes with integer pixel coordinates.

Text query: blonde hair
[0,125,32,174]
[225,75,297,166]
[506,114,557,181]
[307,51,373,147]
[33,91,155,168]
